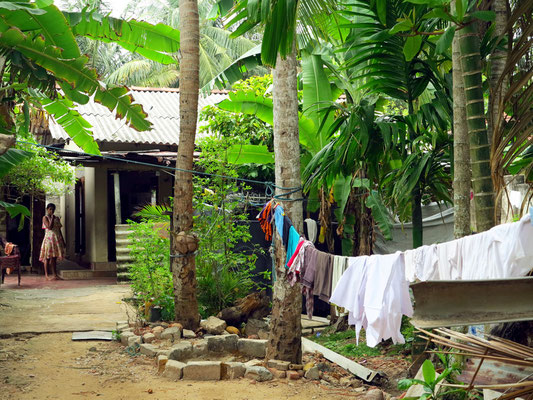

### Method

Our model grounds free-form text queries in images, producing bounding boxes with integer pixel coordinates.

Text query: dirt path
[0,333,364,400]
[0,281,130,335]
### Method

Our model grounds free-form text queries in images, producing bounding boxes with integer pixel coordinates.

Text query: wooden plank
[301,337,381,383]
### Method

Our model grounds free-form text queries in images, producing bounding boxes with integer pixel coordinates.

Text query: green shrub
[127,220,174,319]
[193,135,265,318]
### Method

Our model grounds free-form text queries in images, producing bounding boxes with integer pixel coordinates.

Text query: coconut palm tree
[171,0,201,329]
[105,0,258,88]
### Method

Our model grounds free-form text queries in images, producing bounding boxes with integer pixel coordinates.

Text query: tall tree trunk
[411,186,423,248]
[458,17,495,232]
[488,0,509,224]
[452,15,471,238]
[266,50,303,364]
[488,0,509,146]
[171,0,200,329]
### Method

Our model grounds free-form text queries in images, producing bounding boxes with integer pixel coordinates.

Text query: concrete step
[116,271,131,282]
[116,254,133,262]
[115,247,131,254]
[58,269,117,280]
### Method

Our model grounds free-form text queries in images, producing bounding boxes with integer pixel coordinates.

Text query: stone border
[115,321,321,382]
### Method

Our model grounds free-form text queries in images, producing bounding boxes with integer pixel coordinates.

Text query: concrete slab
[0,280,131,335]
[72,331,113,341]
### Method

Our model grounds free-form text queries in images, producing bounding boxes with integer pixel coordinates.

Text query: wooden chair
[0,244,21,286]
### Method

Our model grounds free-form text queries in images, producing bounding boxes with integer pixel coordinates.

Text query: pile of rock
[116,317,328,383]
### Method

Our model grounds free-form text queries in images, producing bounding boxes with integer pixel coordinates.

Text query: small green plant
[398,358,468,400]
[111,329,121,341]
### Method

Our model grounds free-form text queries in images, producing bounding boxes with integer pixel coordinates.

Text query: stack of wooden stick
[417,327,533,399]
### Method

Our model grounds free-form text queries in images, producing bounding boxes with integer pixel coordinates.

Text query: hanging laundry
[313,251,334,302]
[460,213,533,279]
[257,201,273,241]
[304,218,318,243]
[274,204,285,238]
[300,246,319,319]
[286,237,306,272]
[403,244,439,282]
[331,255,348,299]
[436,239,463,280]
[330,252,412,347]
[330,256,369,343]
[282,215,292,249]
[285,226,301,266]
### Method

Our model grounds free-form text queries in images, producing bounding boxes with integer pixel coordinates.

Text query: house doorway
[107,171,159,261]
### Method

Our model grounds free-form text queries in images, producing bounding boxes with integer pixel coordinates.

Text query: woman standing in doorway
[39,203,65,280]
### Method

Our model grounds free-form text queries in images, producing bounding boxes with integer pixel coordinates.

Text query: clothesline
[257,200,533,348]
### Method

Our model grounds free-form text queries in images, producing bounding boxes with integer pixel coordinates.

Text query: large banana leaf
[64,11,180,65]
[40,97,100,155]
[365,190,393,240]
[217,90,316,144]
[301,52,337,155]
[226,144,274,164]
[0,27,151,134]
[0,148,33,178]
[0,4,80,58]
[0,201,31,231]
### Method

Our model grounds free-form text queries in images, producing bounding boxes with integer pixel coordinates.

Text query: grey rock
[192,339,208,357]
[182,361,221,381]
[127,335,141,347]
[244,366,273,382]
[244,318,269,337]
[237,338,267,358]
[163,360,186,380]
[156,349,171,357]
[267,359,290,371]
[120,332,135,346]
[208,334,238,353]
[182,329,196,339]
[362,389,384,400]
[223,334,238,352]
[169,341,193,361]
[304,366,320,380]
[200,316,227,335]
[161,327,181,341]
[223,362,246,379]
[207,336,226,353]
[139,343,158,357]
[257,329,269,340]
[142,333,156,343]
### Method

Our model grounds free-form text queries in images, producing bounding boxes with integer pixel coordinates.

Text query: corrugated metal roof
[49,87,228,146]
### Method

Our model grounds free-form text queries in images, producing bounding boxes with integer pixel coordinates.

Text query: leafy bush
[127,220,174,320]
[193,135,266,318]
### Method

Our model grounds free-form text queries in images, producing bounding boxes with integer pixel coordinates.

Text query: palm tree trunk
[452,15,471,238]
[488,0,509,145]
[171,0,200,329]
[266,49,303,364]
[458,17,495,232]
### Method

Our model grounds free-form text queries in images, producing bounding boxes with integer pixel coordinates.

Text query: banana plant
[0,2,181,154]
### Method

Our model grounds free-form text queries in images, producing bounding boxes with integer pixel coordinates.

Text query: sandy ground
[0,280,130,335]
[0,333,366,400]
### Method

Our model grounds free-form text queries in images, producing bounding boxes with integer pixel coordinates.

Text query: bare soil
[0,333,370,400]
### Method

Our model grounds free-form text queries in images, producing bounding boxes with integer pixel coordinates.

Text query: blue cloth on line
[285,226,300,268]
[274,205,284,238]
